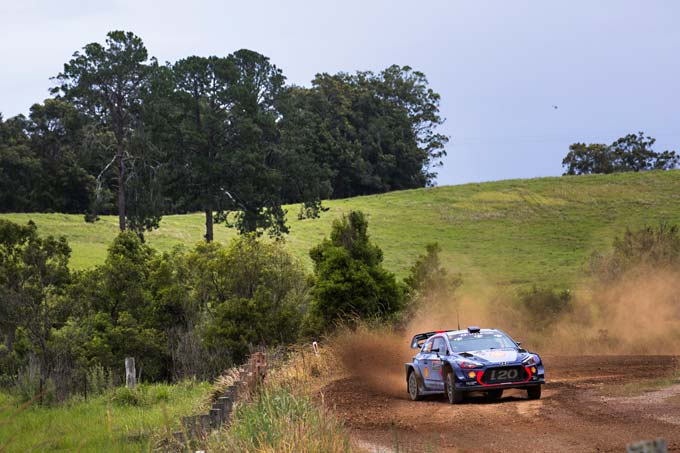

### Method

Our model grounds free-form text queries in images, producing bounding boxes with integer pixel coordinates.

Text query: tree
[561,143,613,175]
[0,220,71,403]
[27,99,95,213]
[197,235,308,364]
[60,232,170,381]
[124,61,177,239]
[610,132,679,171]
[288,66,448,199]
[404,242,461,306]
[308,211,403,329]
[562,132,679,175]
[214,49,290,236]
[0,114,39,212]
[172,55,235,242]
[369,65,449,189]
[52,31,151,232]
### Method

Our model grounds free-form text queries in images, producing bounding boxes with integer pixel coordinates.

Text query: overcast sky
[2,0,679,186]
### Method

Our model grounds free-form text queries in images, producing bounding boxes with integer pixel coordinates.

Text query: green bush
[109,383,178,407]
[86,364,112,396]
[111,386,144,406]
[404,242,462,307]
[308,211,404,330]
[197,235,308,366]
[591,223,680,281]
[517,286,572,326]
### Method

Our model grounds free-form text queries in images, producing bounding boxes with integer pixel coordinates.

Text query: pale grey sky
[2,0,679,185]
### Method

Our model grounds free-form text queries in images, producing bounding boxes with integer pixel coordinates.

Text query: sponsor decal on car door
[425,337,447,389]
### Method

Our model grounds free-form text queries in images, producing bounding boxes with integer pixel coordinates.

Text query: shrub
[308,211,404,330]
[86,364,113,396]
[111,386,144,406]
[517,286,572,326]
[404,242,462,307]
[591,223,680,281]
[198,235,309,366]
[11,354,55,405]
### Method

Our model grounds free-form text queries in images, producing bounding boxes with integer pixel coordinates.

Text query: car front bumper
[454,364,545,391]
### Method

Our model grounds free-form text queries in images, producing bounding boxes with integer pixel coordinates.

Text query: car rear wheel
[408,370,422,401]
[527,385,541,400]
[486,389,503,400]
[445,372,464,404]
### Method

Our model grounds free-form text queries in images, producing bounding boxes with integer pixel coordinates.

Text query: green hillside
[3,170,679,289]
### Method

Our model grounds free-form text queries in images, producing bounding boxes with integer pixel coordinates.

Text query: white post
[125,357,136,389]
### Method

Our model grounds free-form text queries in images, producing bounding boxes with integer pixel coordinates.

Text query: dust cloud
[330,266,680,397]
[537,268,680,355]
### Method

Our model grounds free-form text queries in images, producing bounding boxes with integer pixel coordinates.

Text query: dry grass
[203,345,352,452]
[600,373,680,397]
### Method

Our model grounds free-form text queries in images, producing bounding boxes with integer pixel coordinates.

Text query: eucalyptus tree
[52,31,151,232]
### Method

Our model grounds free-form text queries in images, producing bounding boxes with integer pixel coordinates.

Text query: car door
[427,336,447,389]
[417,338,434,389]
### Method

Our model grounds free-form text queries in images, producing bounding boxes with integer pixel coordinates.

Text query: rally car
[405,326,545,403]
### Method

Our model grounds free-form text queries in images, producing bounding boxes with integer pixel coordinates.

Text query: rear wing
[410,331,437,349]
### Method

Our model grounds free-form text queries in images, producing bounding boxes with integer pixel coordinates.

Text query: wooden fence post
[125,357,136,389]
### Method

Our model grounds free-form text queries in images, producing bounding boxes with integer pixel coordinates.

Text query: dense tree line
[562,132,679,175]
[0,213,452,403]
[0,30,448,241]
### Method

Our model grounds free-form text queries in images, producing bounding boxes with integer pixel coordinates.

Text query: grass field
[0,381,211,452]
[2,170,679,289]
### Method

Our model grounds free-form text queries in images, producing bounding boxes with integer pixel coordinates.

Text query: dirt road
[322,355,680,452]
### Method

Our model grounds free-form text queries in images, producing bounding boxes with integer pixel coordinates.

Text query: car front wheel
[527,385,542,400]
[445,372,464,404]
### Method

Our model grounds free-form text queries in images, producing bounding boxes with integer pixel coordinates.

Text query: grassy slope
[2,170,679,289]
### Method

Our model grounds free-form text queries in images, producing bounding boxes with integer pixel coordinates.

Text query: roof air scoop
[467,326,481,334]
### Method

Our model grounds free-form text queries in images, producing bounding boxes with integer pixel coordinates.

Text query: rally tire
[408,370,422,401]
[445,371,464,404]
[527,385,542,400]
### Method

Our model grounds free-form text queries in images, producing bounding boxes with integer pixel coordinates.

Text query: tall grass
[0,381,210,452]
[205,347,351,452]
[213,387,350,452]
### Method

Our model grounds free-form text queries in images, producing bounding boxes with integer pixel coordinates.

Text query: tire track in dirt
[321,355,680,452]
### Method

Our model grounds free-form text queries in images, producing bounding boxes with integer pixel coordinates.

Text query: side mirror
[515,341,522,347]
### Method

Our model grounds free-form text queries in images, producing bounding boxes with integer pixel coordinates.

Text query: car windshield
[447,332,517,352]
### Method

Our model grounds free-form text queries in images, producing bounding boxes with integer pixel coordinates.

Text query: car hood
[458,348,527,364]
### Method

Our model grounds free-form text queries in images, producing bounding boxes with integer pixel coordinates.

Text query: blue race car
[405,326,545,403]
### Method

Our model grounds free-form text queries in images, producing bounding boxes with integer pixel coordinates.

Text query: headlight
[457,360,483,369]
[522,354,540,366]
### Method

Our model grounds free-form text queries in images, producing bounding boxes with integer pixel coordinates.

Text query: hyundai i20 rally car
[405,326,545,403]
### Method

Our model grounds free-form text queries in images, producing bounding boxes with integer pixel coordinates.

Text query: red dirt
[321,355,680,452]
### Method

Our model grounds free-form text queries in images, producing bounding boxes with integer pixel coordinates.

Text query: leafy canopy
[563,132,679,175]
